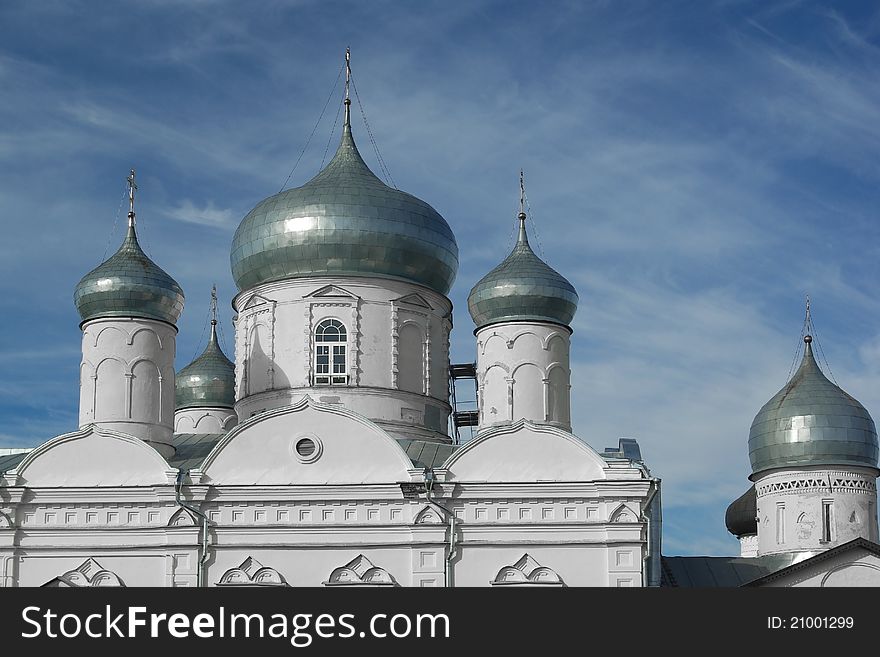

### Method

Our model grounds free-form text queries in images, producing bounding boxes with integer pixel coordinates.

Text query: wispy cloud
[164,199,237,228]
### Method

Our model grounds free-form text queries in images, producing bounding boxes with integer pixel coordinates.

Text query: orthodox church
[662,328,880,586]
[0,54,877,587]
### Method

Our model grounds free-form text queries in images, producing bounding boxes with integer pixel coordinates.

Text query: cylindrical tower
[175,288,237,434]
[228,52,458,443]
[748,335,879,557]
[467,175,579,432]
[74,170,184,458]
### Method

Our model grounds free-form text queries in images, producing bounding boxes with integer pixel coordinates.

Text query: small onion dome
[230,122,458,295]
[748,336,879,478]
[725,486,757,537]
[175,321,235,410]
[74,223,184,326]
[467,214,578,330]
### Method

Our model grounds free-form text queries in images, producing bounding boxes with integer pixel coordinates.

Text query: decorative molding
[757,475,877,497]
[243,293,275,310]
[42,558,125,587]
[240,294,276,396]
[609,503,638,523]
[324,555,396,586]
[392,292,432,309]
[168,508,197,527]
[414,505,443,525]
[217,556,287,587]
[391,301,399,388]
[304,284,359,299]
[491,554,563,586]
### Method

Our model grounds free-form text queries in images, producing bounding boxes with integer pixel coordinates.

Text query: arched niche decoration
[491,554,563,586]
[324,555,396,586]
[42,558,125,587]
[217,557,288,587]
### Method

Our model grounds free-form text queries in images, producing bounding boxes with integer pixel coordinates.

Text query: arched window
[314,319,348,385]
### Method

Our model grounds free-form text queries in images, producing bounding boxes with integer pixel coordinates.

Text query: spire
[209,284,219,345]
[798,295,822,374]
[343,47,352,128]
[517,170,529,245]
[127,169,137,228]
[804,294,812,337]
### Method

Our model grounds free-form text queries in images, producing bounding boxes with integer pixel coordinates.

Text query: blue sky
[2,0,880,556]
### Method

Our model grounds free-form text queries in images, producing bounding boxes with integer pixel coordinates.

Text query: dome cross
[127,168,137,228]
[344,47,351,127]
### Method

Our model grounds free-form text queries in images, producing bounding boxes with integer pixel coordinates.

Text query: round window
[292,434,322,463]
[296,438,316,458]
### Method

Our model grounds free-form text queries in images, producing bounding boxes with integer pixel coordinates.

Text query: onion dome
[230,56,458,295]
[175,323,235,410]
[725,486,757,537]
[74,170,184,326]
[176,290,235,410]
[467,183,578,330]
[748,335,879,478]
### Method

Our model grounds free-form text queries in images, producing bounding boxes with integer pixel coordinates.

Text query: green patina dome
[725,486,757,537]
[176,321,236,410]
[230,122,458,295]
[74,223,184,326]
[468,216,578,330]
[748,337,879,477]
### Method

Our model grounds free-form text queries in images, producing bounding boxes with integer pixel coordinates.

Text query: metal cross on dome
[127,168,137,227]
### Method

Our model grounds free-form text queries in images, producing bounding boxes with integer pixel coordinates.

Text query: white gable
[443,421,608,482]
[199,398,414,485]
[9,425,174,487]
[754,541,880,587]
[304,284,359,299]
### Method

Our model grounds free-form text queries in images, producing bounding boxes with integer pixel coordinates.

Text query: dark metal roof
[467,218,577,330]
[175,323,235,410]
[74,224,184,325]
[725,485,757,537]
[0,452,28,474]
[749,339,878,476]
[661,552,799,587]
[231,123,458,295]
[396,439,457,469]
[170,433,225,471]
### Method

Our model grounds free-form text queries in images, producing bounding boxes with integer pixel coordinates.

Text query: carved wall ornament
[491,554,563,586]
[42,558,124,587]
[217,557,287,586]
[324,555,396,586]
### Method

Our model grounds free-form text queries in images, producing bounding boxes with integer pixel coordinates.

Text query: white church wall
[754,546,880,587]
[444,421,609,483]
[199,399,416,486]
[80,317,177,457]
[476,322,572,431]
[4,426,176,487]
[0,387,655,588]
[232,277,453,443]
[754,467,879,557]
[174,407,238,434]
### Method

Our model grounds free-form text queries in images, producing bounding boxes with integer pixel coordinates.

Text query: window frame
[314,318,349,386]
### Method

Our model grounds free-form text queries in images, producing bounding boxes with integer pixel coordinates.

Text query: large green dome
[230,122,458,295]
[74,223,184,326]
[748,336,878,477]
[468,215,578,331]
[176,321,235,410]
